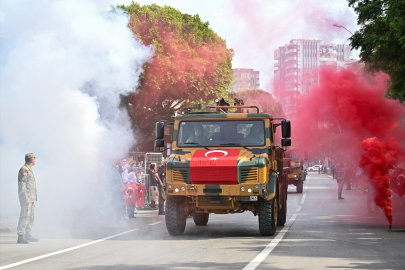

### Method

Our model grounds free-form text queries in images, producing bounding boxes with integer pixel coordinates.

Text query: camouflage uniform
[17,158,37,236]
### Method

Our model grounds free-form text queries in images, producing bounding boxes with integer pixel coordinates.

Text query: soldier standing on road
[17,153,39,244]
[336,163,346,199]
[157,165,166,215]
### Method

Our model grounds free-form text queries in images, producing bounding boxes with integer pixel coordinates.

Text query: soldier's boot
[25,233,39,242]
[17,235,29,244]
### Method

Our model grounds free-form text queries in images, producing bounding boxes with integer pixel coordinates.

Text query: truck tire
[277,194,287,226]
[297,180,303,193]
[165,197,187,235]
[258,197,277,236]
[193,213,209,226]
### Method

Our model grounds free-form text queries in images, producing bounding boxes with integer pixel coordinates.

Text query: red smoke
[292,67,405,225]
[359,137,402,224]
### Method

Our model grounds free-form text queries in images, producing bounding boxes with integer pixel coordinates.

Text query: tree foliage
[117,2,234,144]
[348,0,405,102]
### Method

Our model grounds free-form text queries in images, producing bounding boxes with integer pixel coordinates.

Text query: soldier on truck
[155,102,291,236]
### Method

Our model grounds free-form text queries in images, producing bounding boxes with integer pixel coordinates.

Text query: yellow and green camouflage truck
[155,103,292,236]
[285,150,307,193]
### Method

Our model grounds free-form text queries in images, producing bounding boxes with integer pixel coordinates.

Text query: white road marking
[300,193,306,204]
[243,179,310,270]
[0,229,139,270]
[149,222,161,226]
[242,214,298,270]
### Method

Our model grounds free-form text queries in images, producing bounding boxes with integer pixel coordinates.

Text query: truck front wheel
[258,197,278,236]
[165,196,187,235]
[193,212,209,226]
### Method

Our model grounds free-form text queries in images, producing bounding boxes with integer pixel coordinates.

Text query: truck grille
[172,169,188,183]
[240,168,258,183]
[197,197,233,208]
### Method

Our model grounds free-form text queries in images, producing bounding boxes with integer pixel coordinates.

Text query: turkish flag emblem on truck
[390,167,405,197]
[190,150,241,185]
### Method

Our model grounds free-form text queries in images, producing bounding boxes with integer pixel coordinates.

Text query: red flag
[190,149,240,185]
[122,183,138,206]
[390,167,405,197]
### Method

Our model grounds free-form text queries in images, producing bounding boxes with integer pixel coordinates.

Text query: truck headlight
[181,186,186,191]
[175,188,179,192]
[254,184,259,189]
[168,184,172,189]
[241,186,245,192]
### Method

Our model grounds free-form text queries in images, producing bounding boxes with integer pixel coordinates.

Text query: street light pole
[332,24,353,35]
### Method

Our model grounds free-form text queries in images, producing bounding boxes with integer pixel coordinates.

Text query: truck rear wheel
[165,196,186,235]
[277,194,287,226]
[193,213,209,226]
[258,197,278,236]
[297,180,303,193]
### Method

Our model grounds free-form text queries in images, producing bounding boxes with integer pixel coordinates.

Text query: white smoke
[0,0,152,232]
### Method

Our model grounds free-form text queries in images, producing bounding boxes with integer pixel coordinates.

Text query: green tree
[348,0,405,102]
[117,2,234,144]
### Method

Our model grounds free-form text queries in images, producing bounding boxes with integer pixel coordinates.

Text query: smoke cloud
[292,67,405,225]
[0,0,152,233]
[226,0,358,91]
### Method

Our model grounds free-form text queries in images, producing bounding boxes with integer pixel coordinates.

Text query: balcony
[285,55,297,62]
[285,62,297,69]
[285,71,297,77]
[286,48,297,55]
[320,57,337,62]
[285,77,297,84]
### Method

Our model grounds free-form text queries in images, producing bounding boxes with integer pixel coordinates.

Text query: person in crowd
[128,156,134,165]
[186,125,208,143]
[138,160,144,174]
[157,165,166,215]
[147,164,161,208]
[105,160,126,222]
[336,163,347,199]
[125,162,138,217]
[366,183,375,213]
[120,158,129,184]
[127,163,138,184]
[345,164,354,190]
[17,153,39,244]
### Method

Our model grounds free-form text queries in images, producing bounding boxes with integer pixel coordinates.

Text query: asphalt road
[1,172,404,270]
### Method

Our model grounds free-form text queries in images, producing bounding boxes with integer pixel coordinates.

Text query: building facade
[230,68,260,92]
[274,39,351,116]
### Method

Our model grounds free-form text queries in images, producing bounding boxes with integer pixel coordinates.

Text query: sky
[108,0,360,93]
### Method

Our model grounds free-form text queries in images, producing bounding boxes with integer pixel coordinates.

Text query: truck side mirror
[155,140,164,148]
[156,122,164,139]
[282,120,291,138]
[281,139,291,147]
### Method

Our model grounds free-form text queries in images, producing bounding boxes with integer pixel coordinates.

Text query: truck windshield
[177,120,265,147]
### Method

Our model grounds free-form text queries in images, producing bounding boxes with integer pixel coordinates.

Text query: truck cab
[155,103,291,236]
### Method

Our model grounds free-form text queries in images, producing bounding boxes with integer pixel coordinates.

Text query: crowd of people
[104,156,166,223]
[332,163,375,212]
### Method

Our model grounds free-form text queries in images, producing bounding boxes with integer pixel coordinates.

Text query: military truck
[286,150,307,193]
[155,103,291,236]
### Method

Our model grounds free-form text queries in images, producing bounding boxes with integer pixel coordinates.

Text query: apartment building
[274,39,351,116]
[230,68,260,92]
